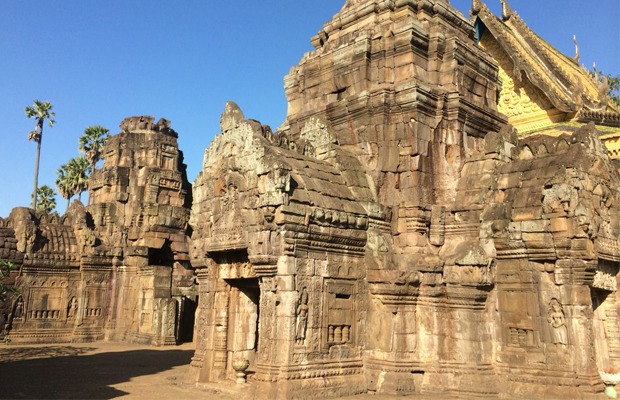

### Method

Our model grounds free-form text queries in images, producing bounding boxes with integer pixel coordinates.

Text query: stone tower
[189,0,620,398]
[1,116,196,346]
[282,0,507,209]
[88,116,195,344]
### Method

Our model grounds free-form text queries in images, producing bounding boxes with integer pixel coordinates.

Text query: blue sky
[1,0,618,217]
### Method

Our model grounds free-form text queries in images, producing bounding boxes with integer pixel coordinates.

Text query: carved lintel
[249,255,279,277]
[368,275,420,310]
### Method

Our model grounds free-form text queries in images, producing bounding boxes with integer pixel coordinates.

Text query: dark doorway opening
[178,296,197,343]
[225,278,260,378]
[148,240,174,266]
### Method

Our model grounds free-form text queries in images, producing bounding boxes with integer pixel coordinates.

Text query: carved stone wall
[1,0,618,398]
[188,1,620,398]
[189,102,373,397]
[282,0,506,212]
[1,117,196,345]
[479,124,620,396]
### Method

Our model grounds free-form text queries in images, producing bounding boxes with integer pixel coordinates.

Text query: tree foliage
[25,100,55,143]
[56,156,90,210]
[592,69,620,107]
[35,185,57,214]
[68,156,90,201]
[25,100,55,210]
[605,73,620,107]
[78,125,110,172]
[0,259,17,303]
[55,164,74,211]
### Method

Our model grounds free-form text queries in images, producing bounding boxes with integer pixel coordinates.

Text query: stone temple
[2,0,620,398]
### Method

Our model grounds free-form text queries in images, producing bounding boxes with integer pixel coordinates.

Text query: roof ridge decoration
[471,0,482,15]
[500,0,512,21]
[472,0,611,114]
[573,35,580,64]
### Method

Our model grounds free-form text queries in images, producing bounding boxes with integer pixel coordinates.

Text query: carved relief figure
[295,287,309,345]
[273,168,291,193]
[542,182,576,215]
[13,296,24,318]
[547,298,568,345]
[258,294,274,362]
[67,297,78,318]
[217,185,239,226]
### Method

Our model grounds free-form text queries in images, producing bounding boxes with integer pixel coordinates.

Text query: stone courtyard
[2,0,620,399]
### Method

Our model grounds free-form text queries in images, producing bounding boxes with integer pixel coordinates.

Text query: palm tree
[79,125,109,173]
[25,100,55,211]
[56,163,74,212]
[78,125,109,205]
[66,156,90,203]
[56,156,92,212]
[35,185,57,214]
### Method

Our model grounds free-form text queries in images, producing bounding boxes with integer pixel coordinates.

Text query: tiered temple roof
[472,0,620,147]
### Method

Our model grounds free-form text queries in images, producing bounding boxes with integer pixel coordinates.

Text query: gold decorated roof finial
[572,35,580,64]
[593,62,598,81]
[471,0,482,15]
[500,0,512,21]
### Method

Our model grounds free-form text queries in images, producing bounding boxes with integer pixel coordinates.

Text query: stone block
[522,232,553,247]
[138,237,166,249]
[497,172,522,189]
[520,220,548,232]
[549,217,573,234]
[511,207,542,221]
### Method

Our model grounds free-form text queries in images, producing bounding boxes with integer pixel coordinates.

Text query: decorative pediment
[206,178,247,253]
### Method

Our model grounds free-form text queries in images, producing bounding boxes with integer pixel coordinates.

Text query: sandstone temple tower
[88,116,195,344]
[188,0,620,398]
[1,116,196,345]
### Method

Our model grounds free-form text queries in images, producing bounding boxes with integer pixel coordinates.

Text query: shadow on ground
[0,346,96,362]
[0,346,193,399]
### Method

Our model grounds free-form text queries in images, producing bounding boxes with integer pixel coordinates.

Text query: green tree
[35,185,57,214]
[79,125,109,170]
[55,163,75,212]
[78,125,109,205]
[592,68,620,107]
[605,73,620,107]
[25,100,55,211]
[66,156,90,203]
[0,259,17,303]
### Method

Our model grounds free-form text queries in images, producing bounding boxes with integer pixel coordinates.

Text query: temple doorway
[225,278,260,379]
[178,295,197,343]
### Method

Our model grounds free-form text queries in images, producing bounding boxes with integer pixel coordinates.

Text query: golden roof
[472,0,612,114]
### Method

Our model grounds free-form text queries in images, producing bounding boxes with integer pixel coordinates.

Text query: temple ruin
[2,0,620,398]
[1,116,196,345]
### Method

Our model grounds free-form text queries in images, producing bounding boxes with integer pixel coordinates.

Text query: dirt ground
[0,342,215,399]
[0,341,463,400]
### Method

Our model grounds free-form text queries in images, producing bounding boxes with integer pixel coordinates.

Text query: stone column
[186,268,209,383]
[211,279,230,380]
